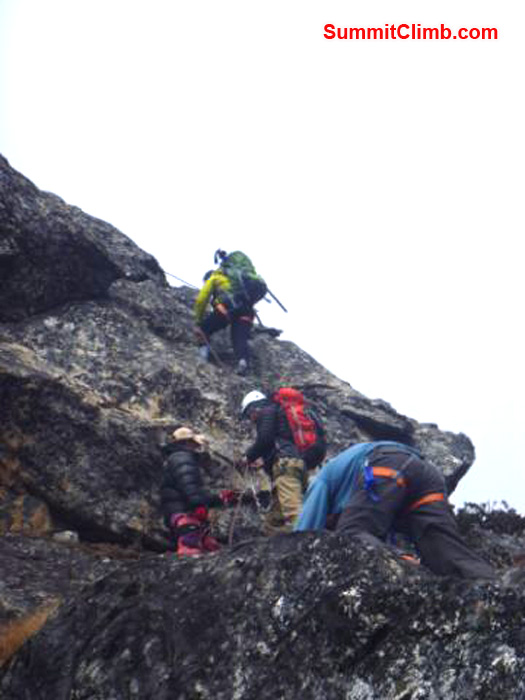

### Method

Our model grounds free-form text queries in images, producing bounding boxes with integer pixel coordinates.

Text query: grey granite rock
[2,154,522,698]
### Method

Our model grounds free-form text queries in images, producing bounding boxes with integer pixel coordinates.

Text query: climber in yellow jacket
[194,270,232,325]
[194,269,255,375]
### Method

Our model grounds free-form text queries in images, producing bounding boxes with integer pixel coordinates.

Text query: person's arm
[194,277,215,324]
[245,407,276,463]
[294,478,330,531]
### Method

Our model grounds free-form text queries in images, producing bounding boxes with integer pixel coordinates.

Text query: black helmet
[214,249,227,265]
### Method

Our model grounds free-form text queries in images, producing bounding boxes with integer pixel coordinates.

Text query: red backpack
[272,387,327,468]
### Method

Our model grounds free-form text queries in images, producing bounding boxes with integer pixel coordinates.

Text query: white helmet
[241,390,267,416]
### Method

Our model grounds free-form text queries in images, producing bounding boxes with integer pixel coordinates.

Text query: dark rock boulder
[0,534,126,625]
[2,534,524,699]
[0,154,164,322]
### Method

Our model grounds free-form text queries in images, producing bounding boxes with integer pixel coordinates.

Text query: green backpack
[219,251,267,307]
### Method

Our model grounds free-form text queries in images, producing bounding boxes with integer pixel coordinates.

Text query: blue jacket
[294,441,420,531]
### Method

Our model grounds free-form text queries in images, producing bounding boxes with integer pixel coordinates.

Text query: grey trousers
[336,447,495,580]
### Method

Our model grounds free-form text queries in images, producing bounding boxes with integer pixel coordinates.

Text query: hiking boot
[177,531,204,557]
[201,533,221,552]
[176,532,219,556]
[399,553,420,566]
[170,513,203,557]
[236,358,248,375]
[197,345,210,362]
[177,541,203,557]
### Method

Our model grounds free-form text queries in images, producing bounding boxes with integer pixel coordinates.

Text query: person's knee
[274,457,305,481]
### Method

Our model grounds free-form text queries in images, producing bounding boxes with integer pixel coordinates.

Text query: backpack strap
[363,461,379,502]
[363,462,407,502]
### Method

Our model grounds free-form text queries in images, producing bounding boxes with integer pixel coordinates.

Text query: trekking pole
[266,288,288,313]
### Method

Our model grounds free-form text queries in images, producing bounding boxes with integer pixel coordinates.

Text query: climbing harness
[363,465,408,501]
[363,462,405,502]
[363,453,415,502]
[362,455,447,515]
[405,492,446,513]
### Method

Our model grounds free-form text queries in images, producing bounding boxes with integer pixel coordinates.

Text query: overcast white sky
[1,1,523,512]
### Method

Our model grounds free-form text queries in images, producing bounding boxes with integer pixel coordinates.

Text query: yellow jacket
[194,271,232,324]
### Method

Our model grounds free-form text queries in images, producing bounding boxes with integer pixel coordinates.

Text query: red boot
[170,510,221,557]
[201,533,221,552]
[193,506,221,553]
[177,532,205,557]
[170,513,205,557]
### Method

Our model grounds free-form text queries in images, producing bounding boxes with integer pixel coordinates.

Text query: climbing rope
[228,461,251,545]
[163,270,199,289]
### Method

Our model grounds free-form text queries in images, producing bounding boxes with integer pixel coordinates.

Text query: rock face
[1,154,524,697]
[0,153,474,550]
[3,533,525,699]
[0,155,164,322]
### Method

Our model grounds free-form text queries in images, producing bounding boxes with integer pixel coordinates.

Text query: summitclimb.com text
[324,24,499,41]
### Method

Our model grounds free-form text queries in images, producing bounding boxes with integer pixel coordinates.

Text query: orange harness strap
[371,466,407,488]
[215,303,229,317]
[406,492,446,513]
[368,465,446,513]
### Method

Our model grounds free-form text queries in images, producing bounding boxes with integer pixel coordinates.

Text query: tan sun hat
[171,426,208,447]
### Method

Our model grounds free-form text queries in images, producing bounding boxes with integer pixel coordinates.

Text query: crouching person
[160,426,235,557]
[295,440,495,580]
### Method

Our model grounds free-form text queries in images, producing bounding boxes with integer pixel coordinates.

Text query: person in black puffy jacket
[160,426,234,557]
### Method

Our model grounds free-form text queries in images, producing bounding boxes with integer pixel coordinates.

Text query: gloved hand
[193,505,209,522]
[219,489,239,506]
[236,456,264,472]
[249,457,264,470]
[399,553,420,565]
[236,489,271,508]
[252,490,271,509]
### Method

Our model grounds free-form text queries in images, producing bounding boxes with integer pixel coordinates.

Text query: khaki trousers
[264,457,307,535]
